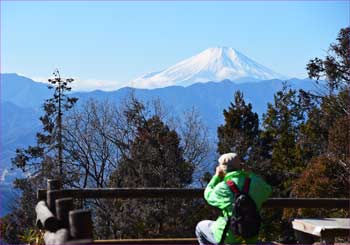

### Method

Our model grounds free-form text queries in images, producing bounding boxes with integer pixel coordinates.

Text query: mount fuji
[131,47,287,88]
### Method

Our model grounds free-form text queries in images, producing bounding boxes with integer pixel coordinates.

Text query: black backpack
[220,177,261,244]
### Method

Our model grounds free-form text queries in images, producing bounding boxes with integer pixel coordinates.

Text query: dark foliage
[217,91,259,162]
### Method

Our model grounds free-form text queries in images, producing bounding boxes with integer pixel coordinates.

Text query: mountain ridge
[0,75,318,176]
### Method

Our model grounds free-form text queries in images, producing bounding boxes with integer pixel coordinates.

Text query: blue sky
[2,1,349,90]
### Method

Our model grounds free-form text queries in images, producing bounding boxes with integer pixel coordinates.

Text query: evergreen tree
[258,84,306,243]
[298,89,348,163]
[114,115,193,188]
[12,70,78,179]
[262,83,304,195]
[217,91,259,162]
[3,71,78,244]
[106,115,194,238]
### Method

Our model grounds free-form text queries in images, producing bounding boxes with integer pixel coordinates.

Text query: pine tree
[106,114,194,238]
[217,91,259,162]
[12,70,78,179]
[114,115,193,188]
[262,83,304,195]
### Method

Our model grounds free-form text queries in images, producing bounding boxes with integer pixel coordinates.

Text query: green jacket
[204,170,272,244]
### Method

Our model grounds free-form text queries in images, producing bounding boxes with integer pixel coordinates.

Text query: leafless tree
[64,99,119,188]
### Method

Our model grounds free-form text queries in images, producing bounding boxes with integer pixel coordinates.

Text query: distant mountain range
[131,47,286,88]
[1,73,317,176]
[0,66,317,216]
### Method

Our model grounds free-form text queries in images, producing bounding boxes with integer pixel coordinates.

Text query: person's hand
[215,166,226,179]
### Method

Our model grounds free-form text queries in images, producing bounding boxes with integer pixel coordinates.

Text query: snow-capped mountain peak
[131,47,286,88]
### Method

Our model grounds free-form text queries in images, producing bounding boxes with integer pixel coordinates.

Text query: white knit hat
[218,153,241,172]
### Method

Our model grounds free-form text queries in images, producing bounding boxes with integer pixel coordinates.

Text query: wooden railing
[35,179,350,244]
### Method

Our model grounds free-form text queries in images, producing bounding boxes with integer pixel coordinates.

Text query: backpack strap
[242,177,251,194]
[226,180,241,195]
[220,180,240,244]
[220,177,251,244]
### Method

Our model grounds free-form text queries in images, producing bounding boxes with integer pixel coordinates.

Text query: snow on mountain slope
[131,47,286,88]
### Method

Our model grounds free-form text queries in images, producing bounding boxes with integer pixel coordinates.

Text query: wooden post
[37,189,47,201]
[69,209,93,240]
[320,229,338,245]
[47,179,62,190]
[47,179,62,215]
[294,230,315,244]
[56,198,73,230]
[320,234,335,245]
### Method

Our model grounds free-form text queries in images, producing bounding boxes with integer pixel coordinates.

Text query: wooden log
[56,198,74,230]
[65,238,93,244]
[37,188,202,200]
[92,239,283,244]
[37,187,350,209]
[93,238,199,244]
[43,228,69,245]
[35,200,60,232]
[264,198,350,208]
[69,209,93,240]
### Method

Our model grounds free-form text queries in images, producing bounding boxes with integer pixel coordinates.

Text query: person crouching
[195,153,272,244]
